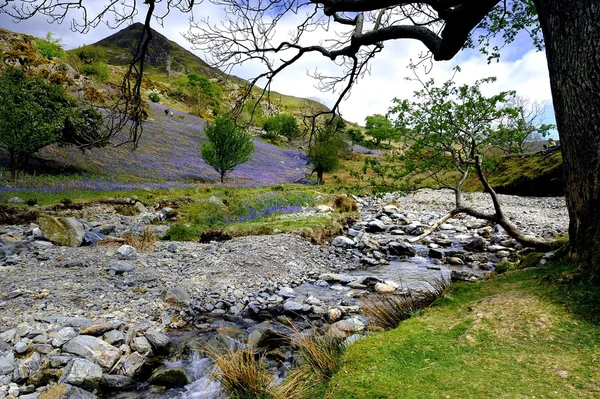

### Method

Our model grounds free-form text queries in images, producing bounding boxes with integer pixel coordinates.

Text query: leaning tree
[3,1,598,271]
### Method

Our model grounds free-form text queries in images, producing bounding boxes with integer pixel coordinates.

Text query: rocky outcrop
[37,217,85,247]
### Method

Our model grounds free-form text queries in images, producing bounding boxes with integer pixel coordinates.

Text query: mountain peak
[92,22,216,77]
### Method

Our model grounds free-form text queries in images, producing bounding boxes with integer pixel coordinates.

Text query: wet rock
[447,257,465,266]
[148,367,190,388]
[37,217,85,247]
[388,241,417,257]
[277,287,296,298]
[464,236,487,252]
[62,335,120,370]
[59,358,102,390]
[130,336,152,354]
[429,248,444,259]
[326,308,343,324]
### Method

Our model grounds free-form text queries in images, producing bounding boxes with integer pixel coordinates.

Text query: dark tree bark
[534,0,600,271]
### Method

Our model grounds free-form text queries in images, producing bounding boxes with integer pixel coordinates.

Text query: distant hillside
[93,22,217,78]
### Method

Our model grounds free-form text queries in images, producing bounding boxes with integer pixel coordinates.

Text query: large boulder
[58,358,102,390]
[37,217,85,247]
[62,336,120,370]
[330,236,355,248]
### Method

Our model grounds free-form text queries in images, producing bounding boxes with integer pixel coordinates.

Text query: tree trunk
[220,172,225,183]
[534,0,600,272]
[317,170,324,185]
[9,152,16,182]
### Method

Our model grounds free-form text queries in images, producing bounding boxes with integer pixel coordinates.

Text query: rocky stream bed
[0,189,568,398]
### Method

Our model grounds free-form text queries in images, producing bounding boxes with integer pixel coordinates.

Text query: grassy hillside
[463,151,564,196]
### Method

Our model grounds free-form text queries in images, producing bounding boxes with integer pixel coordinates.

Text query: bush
[25,198,38,206]
[80,62,111,82]
[74,45,106,64]
[263,114,301,142]
[60,198,73,206]
[164,225,202,241]
[148,92,161,103]
[494,260,515,274]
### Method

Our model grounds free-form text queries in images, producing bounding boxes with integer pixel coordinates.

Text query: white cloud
[0,3,554,126]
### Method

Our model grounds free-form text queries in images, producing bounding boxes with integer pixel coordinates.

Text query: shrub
[25,198,38,206]
[80,62,111,82]
[148,92,161,103]
[494,260,515,274]
[164,225,201,241]
[74,45,106,64]
[60,198,73,206]
[263,114,301,142]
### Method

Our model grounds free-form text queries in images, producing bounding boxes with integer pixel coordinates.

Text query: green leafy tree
[365,114,397,147]
[263,113,301,142]
[201,116,255,183]
[309,118,350,184]
[374,70,554,249]
[347,127,365,147]
[0,68,101,180]
[33,32,64,59]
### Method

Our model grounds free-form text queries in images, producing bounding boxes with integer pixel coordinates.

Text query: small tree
[263,113,301,142]
[365,114,397,147]
[201,116,254,183]
[308,118,350,184]
[0,68,103,181]
[376,69,555,249]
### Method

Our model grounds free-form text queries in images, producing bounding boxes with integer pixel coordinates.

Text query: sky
[0,2,556,130]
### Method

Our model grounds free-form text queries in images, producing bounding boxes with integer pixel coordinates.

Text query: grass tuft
[208,345,276,399]
[362,279,449,330]
[122,227,157,252]
[332,195,358,213]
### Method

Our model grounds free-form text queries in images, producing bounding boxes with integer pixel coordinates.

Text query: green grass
[321,264,600,399]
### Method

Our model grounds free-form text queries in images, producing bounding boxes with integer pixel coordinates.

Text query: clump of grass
[494,260,515,274]
[363,279,448,330]
[332,194,358,213]
[25,197,38,206]
[208,345,276,399]
[122,227,157,252]
[114,205,138,216]
[60,197,73,206]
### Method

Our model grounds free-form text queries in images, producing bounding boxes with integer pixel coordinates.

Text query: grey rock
[110,262,133,275]
[464,236,487,252]
[103,330,125,346]
[66,318,93,329]
[62,335,120,370]
[116,245,137,260]
[388,241,417,257]
[164,287,190,306]
[100,374,135,390]
[144,330,171,355]
[15,341,29,354]
[330,236,355,248]
[52,327,78,348]
[429,248,445,259]
[374,282,396,293]
[0,351,15,375]
[383,205,400,214]
[130,336,152,354]
[329,318,366,338]
[59,358,102,390]
[277,287,295,298]
[8,197,24,204]
[366,220,386,232]
[122,352,145,377]
[83,230,106,246]
[282,301,304,313]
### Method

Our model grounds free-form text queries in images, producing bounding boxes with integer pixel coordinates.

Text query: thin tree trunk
[9,152,16,182]
[534,0,600,271]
